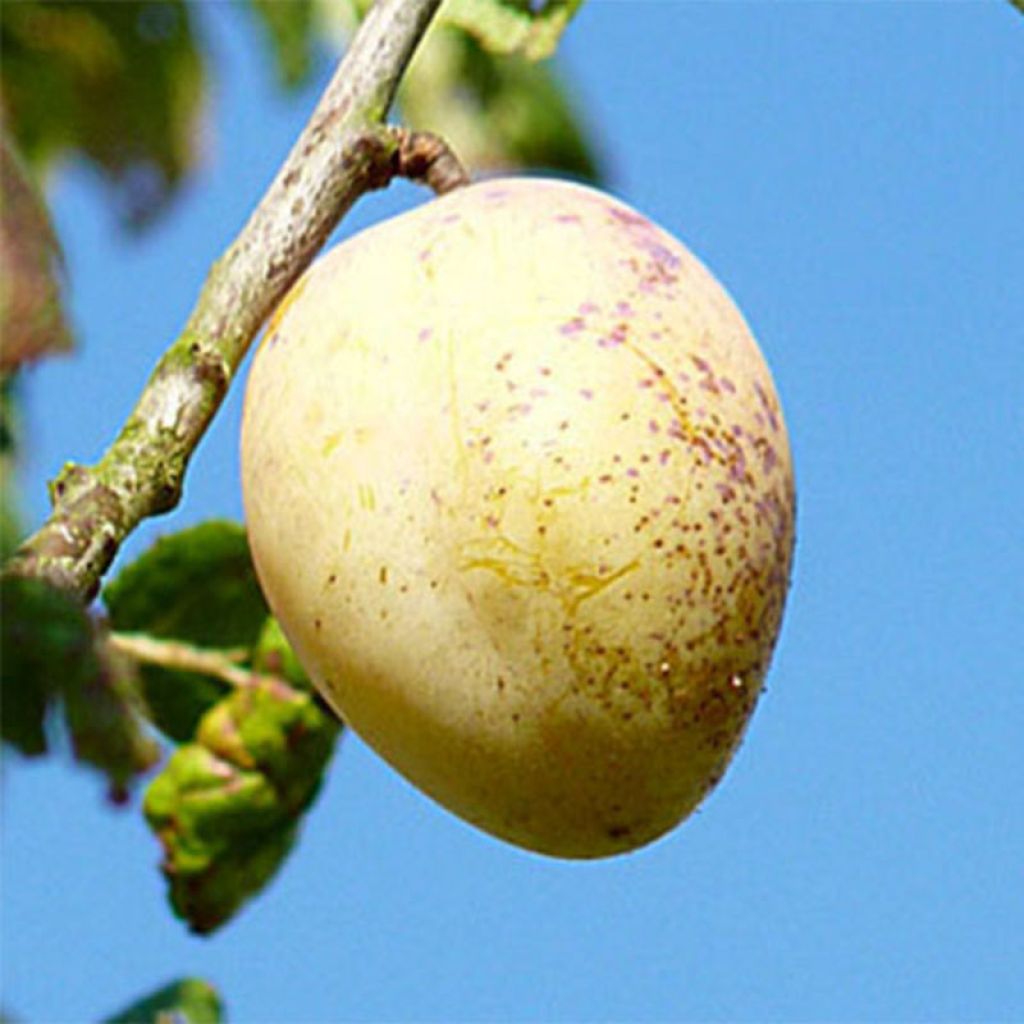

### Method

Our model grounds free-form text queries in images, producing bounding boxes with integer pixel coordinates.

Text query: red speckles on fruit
[241,177,794,861]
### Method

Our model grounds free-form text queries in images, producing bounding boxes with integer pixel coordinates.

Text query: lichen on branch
[5,0,467,602]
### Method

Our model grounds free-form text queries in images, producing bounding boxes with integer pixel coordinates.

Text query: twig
[5,0,452,602]
[108,632,275,692]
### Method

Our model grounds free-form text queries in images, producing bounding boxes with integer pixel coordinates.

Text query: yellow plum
[241,178,795,858]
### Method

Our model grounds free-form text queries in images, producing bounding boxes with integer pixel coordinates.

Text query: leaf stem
[5,0,448,602]
[108,632,268,691]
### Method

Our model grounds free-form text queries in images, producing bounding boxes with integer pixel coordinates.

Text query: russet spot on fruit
[241,178,795,858]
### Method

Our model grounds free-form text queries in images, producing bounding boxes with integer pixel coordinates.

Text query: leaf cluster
[0,0,204,228]
[1,574,160,801]
[108,523,342,934]
[0,0,325,228]
[3,522,343,934]
[146,662,339,934]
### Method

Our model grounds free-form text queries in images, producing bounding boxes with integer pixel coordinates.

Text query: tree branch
[5,0,454,602]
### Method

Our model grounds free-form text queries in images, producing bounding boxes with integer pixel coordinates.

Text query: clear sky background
[3,4,1023,1022]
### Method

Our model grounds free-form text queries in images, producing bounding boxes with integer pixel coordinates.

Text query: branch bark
[5,0,454,602]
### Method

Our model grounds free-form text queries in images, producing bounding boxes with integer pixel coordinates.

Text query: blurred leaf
[240,0,318,89]
[324,0,583,60]
[0,0,205,227]
[0,134,73,373]
[145,674,340,933]
[441,0,584,60]
[0,575,81,755]
[0,575,159,799]
[103,521,269,742]
[104,978,223,1024]
[251,616,313,692]
[1,378,24,562]
[62,631,161,804]
[400,25,601,182]
[320,0,376,31]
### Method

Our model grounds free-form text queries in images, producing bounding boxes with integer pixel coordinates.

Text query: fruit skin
[241,177,795,858]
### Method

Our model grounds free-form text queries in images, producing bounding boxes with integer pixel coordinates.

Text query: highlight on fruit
[241,177,795,858]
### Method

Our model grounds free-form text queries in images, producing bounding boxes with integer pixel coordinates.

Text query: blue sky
[3,4,1023,1021]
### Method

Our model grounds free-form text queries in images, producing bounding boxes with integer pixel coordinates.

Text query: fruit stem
[387,128,470,195]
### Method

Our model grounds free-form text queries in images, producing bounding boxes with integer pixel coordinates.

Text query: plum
[241,178,795,857]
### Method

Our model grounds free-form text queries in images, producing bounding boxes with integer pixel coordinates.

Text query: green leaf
[62,634,161,804]
[200,673,339,801]
[314,2,597,178]
[240,0,318,89]
[0,575,159,798]
[103,521,267,648]
[0,133,73,374]
[145,675,340,933]
[103,521,270,742]
[0,575,83,755]
[400,25,601,183]
[251,616,312,691]
[321,0,585,61]
[1,378,24,562]
[104,978,224,1024]
[440,0,584,61]
[0,0,205,227]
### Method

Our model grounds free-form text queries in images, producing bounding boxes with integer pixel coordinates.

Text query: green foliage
[0,0,205,227]
[61,637,162,805]
[402,24,600,183]
[324,0,600,183]
[0,0,594,231]
[241,0,319,89]
[0,131,72,571]
[0,575,159,799]
[0,0,329,228]
[441,0,584,61]
[0,575,80,755]
[1,379,24,563]
[252,615,313,691]
[0,134,72,373]
[103,978,223,1024]
[332,0,584,60]
[145,671,341,934]
[103,521,270,741]
[104,520,341,931]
